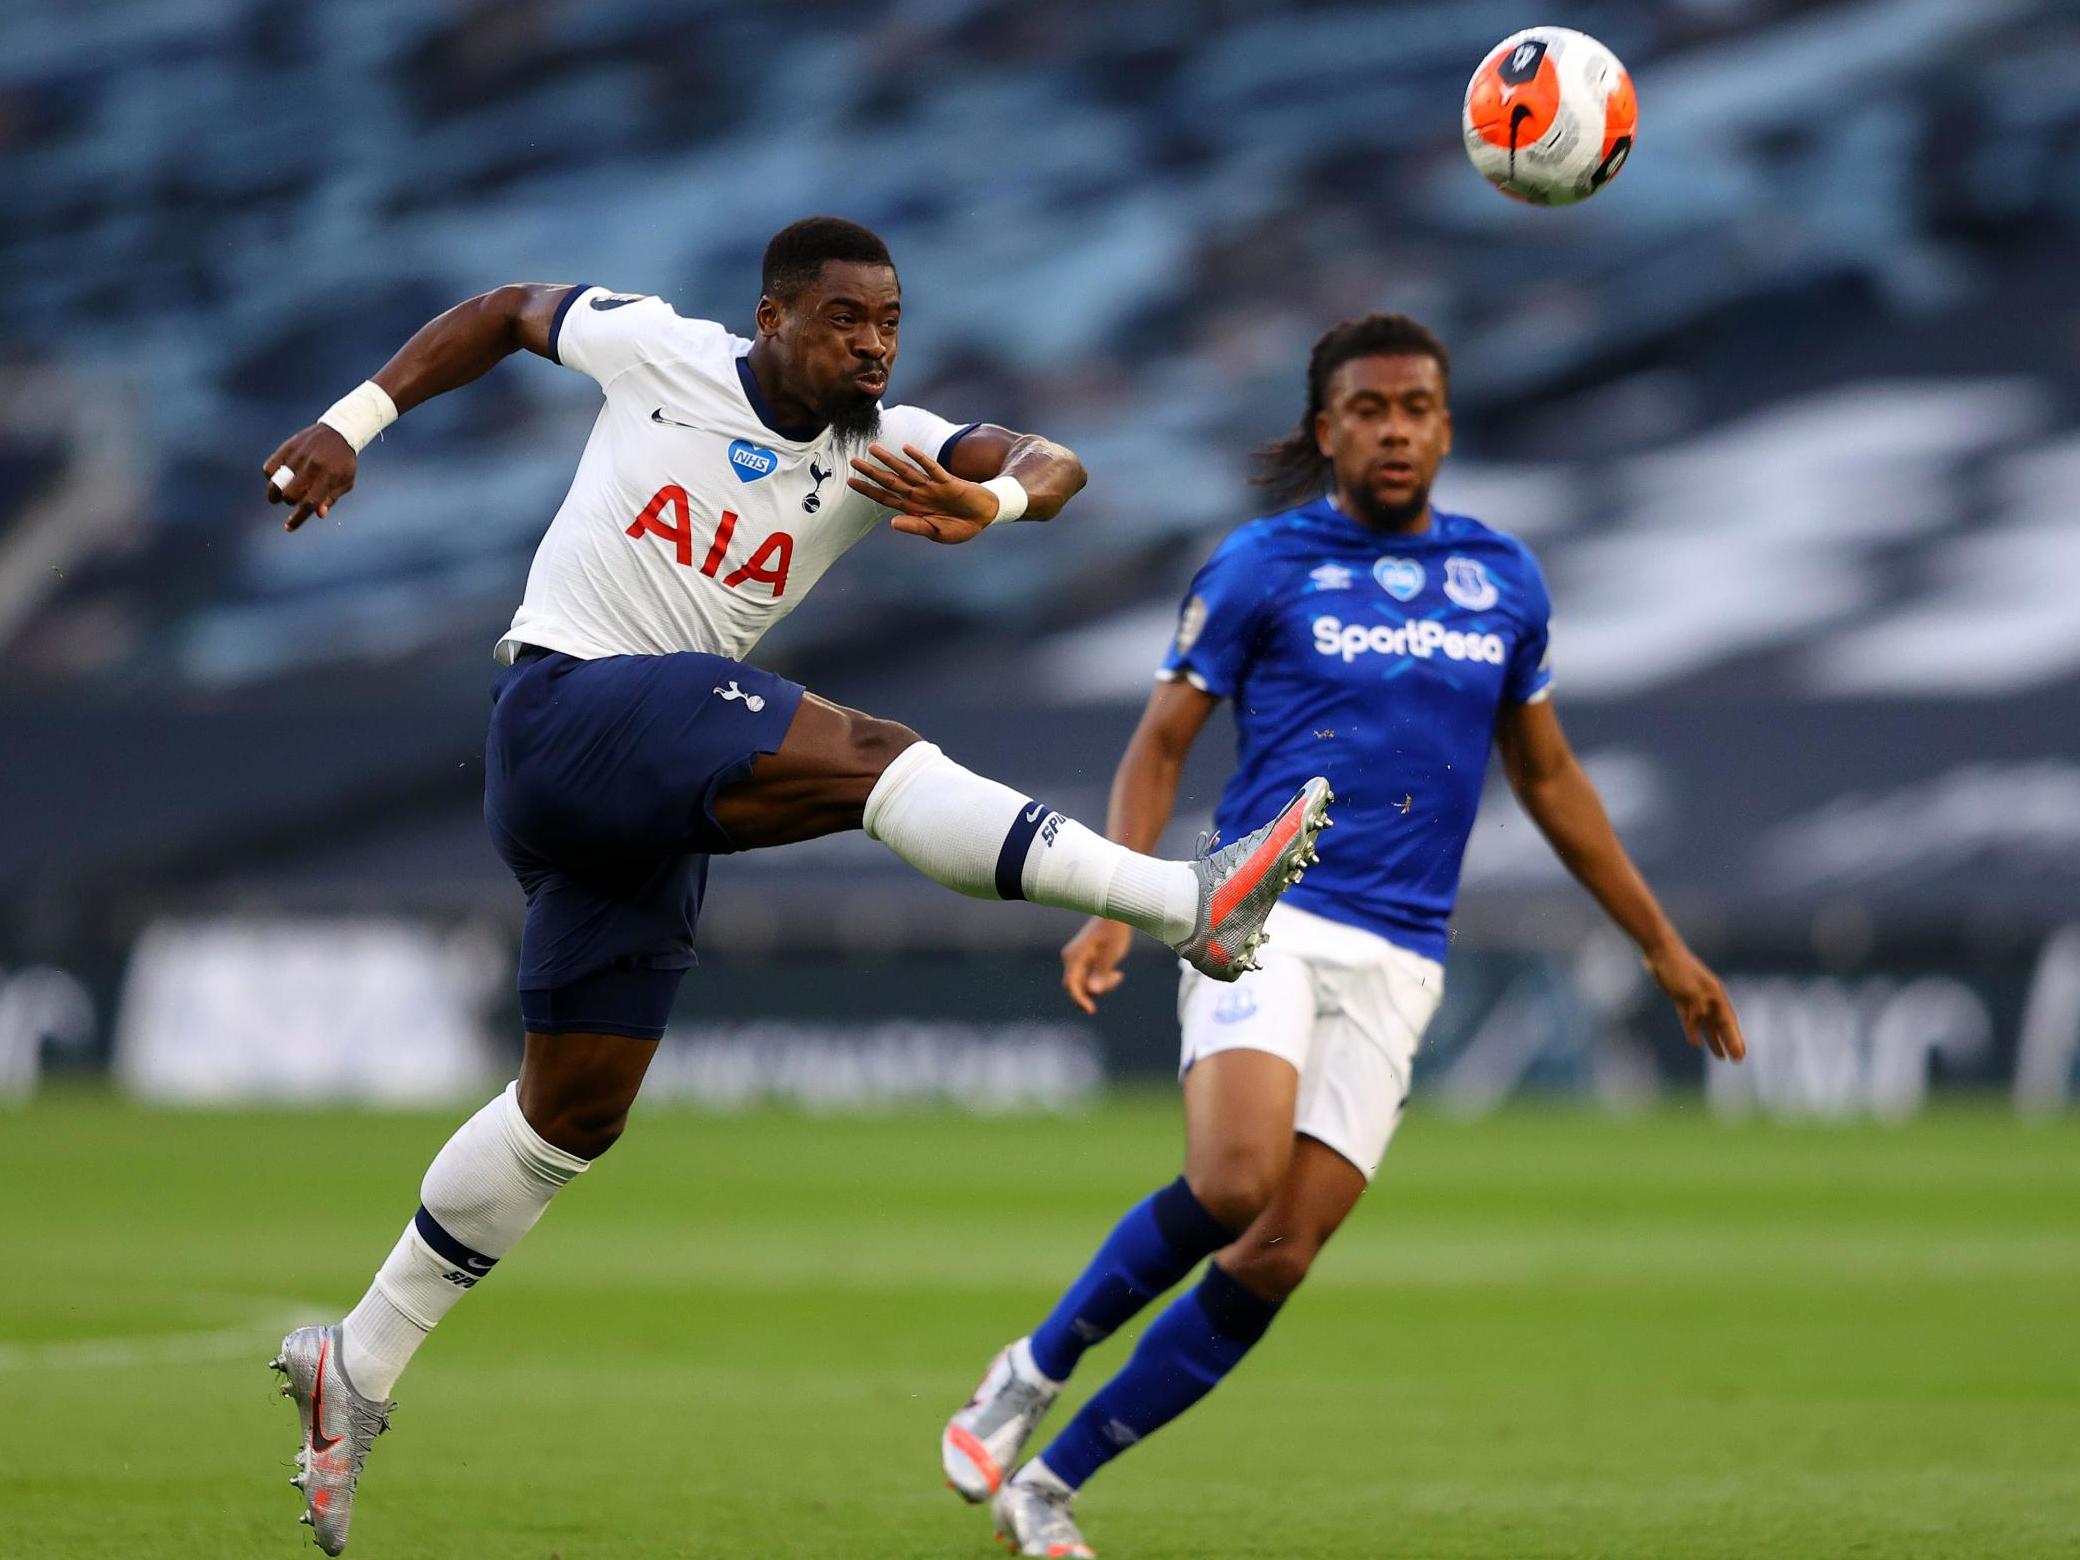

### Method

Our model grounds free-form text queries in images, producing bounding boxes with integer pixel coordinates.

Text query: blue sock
[1036,1261,1282,1489]
[1027,1177,1234,1384]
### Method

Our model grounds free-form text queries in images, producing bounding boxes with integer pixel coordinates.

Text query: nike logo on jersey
[651,407,700,429]
[589,293,645,311]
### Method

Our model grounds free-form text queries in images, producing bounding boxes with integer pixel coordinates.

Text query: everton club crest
[1443,556,1499,610]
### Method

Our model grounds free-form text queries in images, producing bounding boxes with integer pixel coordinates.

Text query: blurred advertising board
[2,917,2074,1117]
[110,917,505,1104]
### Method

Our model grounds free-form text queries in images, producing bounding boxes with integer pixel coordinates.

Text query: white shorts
[1177,901,1445,1181]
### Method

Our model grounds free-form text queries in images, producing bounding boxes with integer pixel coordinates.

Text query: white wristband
[317,380,399,454]
[981,473,1029,525]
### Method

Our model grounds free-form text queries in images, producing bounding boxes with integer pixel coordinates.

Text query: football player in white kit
[256,218,1331,1555]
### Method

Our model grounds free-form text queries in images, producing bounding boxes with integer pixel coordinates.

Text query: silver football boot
[271,1324,393,1555]
[943,1339,1060,1502]
[1175,776,1333,981]
[993,1466,1096,1558]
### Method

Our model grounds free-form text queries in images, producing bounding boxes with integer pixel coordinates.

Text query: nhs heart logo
[1373,556,1425,601]
[727,439,778,483]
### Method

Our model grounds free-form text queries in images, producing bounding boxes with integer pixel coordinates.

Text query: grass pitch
[3,1092,2076,1558]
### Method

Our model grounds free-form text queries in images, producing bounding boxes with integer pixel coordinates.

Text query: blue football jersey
[1160,498,1553,962]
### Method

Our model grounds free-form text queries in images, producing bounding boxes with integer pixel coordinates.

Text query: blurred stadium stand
[2,0,2077,1106]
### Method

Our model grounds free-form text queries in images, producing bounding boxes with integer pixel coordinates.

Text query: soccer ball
[1462,28,1636,205]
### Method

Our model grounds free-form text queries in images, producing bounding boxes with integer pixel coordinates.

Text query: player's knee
[521,1085,638,1160]
[1220,1234,1320,1303]
[533,1102,631,1160]
[1186,1154,1284,1231]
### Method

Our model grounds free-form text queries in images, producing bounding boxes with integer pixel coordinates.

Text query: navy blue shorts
[484,647,805,1041]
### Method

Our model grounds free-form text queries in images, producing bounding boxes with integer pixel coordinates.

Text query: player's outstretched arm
[1062,679,1219,1014]
[260,282,578,531]
[1494,697,1747,1062]
[847,425,1086,544]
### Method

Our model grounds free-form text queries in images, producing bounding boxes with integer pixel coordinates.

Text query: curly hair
[1253,314,1451,507]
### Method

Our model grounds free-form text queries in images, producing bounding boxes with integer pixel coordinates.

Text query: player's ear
[1314,409,1334,460]
[754,293,783,338]
[1440,407,1453,459]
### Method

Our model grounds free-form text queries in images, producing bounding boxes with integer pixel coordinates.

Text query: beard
[821,385,883,451]
[1346,479,1432,532]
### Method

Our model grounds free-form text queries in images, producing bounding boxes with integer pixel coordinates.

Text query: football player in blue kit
[946,313,1747,1558]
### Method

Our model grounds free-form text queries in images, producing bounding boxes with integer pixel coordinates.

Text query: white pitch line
[0,1301,321,1373]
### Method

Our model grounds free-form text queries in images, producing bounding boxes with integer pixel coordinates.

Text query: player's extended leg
[711,693,1330,981]
[990,1136,1366,1556]
[275,1032,655,1553]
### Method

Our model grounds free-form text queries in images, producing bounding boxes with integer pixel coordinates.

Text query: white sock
[862,742,1198,944]
[339,1082,588,1397]
[1019,1457,1076,1495]
[1012,1335,1062,1393]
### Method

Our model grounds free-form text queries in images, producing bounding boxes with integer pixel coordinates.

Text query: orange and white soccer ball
[1462,27,1636,205]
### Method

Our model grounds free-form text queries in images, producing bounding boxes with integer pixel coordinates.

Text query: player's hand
[1062,916,1135,1016]
[1646,943,1746,1062]
[262,423,357,532]
[848,443,998,544]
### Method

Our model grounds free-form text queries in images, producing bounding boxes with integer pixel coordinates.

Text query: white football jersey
[495,285,973,665]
